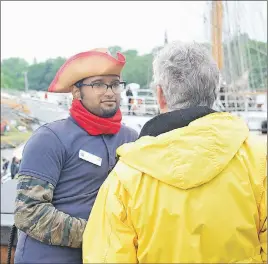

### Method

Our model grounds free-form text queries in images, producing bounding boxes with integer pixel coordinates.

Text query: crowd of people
[9,43,266,264]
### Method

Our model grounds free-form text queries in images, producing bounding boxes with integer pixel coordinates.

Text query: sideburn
[79,87,85,100]
[78,88,89,111]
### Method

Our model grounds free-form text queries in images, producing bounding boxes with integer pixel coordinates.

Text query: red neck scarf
[69,99,122,135]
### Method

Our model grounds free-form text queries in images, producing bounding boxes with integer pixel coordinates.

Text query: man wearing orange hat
[13,48,138,264]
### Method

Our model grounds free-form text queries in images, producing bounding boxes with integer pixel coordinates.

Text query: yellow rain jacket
[83,112,267,263]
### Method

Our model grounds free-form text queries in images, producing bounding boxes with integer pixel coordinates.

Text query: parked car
[131,90,159,116]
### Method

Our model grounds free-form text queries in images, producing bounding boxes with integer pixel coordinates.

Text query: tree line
[1,34,267,92]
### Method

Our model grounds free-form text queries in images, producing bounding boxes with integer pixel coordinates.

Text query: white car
[131,90,159,116]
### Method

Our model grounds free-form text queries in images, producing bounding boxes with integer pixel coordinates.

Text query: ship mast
[211,1,224,70]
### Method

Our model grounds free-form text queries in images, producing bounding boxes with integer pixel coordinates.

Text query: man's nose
[104,87,115,96]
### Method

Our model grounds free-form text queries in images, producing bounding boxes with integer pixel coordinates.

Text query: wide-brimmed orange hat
[48,48,126,93]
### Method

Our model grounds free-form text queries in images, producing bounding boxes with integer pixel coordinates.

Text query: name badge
[79,149,102,167]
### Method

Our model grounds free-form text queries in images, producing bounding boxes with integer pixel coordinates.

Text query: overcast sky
[1,1,266,63]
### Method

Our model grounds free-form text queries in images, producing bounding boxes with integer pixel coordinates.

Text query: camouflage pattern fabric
[14,175,87,248]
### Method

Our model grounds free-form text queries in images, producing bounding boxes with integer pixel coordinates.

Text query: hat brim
[48,51,126,93]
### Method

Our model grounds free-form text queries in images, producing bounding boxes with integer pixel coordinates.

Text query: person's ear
[71,85,81,100]
[156,85,168,113]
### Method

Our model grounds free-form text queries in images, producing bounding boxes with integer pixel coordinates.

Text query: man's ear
[156,85,168,113]
[71,85,81,100]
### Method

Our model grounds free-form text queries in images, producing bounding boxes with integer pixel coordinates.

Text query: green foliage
[121,49,153,88]
[1,72,13,88]
[27,57,66,90]
[1,38,266,91]
[1,58,29,90]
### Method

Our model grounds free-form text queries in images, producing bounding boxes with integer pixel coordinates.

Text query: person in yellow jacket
[83,41,267,263]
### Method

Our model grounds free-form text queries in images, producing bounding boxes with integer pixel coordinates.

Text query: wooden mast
[211,1,224,70]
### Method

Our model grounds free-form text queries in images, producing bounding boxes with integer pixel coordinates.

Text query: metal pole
[24,71,28,92]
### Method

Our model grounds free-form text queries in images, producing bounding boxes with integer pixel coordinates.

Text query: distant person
[1,120,7,135]
[126,87,133,115]
[13,48,138,264]
[10,157,20,179]
[261,120,267,134]
[219,85,226,107]
[2,158,9,175]
[83,42,267,263]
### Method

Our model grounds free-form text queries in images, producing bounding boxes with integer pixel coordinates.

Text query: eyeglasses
[76,81,126,95]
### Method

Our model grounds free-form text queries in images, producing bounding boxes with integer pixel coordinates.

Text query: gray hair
[152,41,220,110]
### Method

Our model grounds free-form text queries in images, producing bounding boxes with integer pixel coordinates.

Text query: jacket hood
[117,112,249,189]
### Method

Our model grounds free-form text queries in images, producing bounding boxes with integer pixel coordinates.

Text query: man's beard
[80,91,119,118]
[101,106,118,118]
